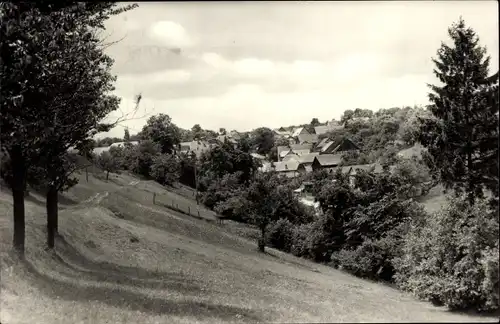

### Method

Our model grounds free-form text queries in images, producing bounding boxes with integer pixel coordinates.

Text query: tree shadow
[52,235,206,294]
[21,258,261,322]
[25,191,78,207]
[16,236,262,322]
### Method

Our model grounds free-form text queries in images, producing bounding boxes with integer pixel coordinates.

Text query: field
[0,170,497,323]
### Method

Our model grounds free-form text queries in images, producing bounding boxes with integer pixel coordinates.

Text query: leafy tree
[340,109,355,125]
[251,127,275,156]
[246,172,283,252]
[150,154,180,186]
[219,127,227,135]
[128,140,161,178]
[0,2,135,253]
[124,128,131,142]
[140,114,181,154]
[96,151,119,181]
[191,124,204,140]
[394,196,499,311]
[418,18,499,205]
[310,118,320,127]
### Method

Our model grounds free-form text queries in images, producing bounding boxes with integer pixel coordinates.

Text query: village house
[179,140,210,158]
[92,141,139,155]
[296,152,320,174]
[317,137,360,155]
[313,123,344,136]
[311,154,343,172]
[277,143,313,161]
[273,159,300,178]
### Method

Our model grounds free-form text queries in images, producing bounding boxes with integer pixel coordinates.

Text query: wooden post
[153,192,156,204]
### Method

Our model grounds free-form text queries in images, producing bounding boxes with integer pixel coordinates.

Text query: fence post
[153,192,156,205]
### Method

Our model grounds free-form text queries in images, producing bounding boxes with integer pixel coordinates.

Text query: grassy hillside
[1,171,497,323]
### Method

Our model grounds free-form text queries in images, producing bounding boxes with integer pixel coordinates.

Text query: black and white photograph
[1,1,499,323]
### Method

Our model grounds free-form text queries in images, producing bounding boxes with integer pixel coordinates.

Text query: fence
[151,191,226,225]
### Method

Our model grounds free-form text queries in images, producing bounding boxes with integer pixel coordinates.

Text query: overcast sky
[100,1,499,137]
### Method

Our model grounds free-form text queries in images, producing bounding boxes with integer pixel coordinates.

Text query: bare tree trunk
[106,170,109,181]
[46,186,58,249]
[11,146,26,255]
[258,226,266,253]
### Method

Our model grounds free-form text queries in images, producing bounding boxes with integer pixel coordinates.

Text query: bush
[290,222,314,258]
[331,236,399,282]
[266,218,295,252]
[394,196,499,312]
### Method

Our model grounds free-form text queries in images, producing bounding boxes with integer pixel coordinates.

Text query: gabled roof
[282,154,299,162]
[298,152,320,164]
[338,163,384,175]
[314,125,330,135]
[298,133,319,144]
[277,145,290,157]
[321,141,336,153]
[316,138,331,149]
[279,149,293,158]
[292,127,310,137]
[290,143,312,151]
[293,149,312,156]
[274,159,300,172]
[313,154,343,167]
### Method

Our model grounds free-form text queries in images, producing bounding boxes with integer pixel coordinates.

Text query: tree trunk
[11,147,26,255]
[46,186,58,249]
[106,170,109,181]
[258,226,266,253]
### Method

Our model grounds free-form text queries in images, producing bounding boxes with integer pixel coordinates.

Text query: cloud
[148,21,194,48]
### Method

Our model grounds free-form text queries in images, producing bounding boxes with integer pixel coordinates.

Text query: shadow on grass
[16,237,262,322]
[25,191,78,207]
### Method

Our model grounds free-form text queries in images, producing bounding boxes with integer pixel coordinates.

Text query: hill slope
[1,171,497,323]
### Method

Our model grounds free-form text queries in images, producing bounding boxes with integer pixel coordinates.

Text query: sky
[99,1,499,138]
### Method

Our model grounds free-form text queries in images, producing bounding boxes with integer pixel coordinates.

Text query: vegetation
[1,10,497,316]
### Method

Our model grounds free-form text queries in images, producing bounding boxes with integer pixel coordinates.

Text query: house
[338,163,385,186]
[277,143,313,161]
[311,154,343,172]
[273,159,300,178]
[397,142,426,160]
[296,153,319,174]
[290,143,312,152]
[291,127,310,138]
[277,145,291,161]
[273,128,292,138]
[297,133,319,145]
[229,130,241,140]
[179,140,210,157]
[282,152,299,162]
[319,137,360,155]
[92,141,139,155]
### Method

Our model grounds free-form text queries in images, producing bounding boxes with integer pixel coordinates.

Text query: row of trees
[1,2,138,253]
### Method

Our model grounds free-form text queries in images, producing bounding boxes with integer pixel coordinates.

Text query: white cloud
[148,21,194,48]
[233,58,276,77]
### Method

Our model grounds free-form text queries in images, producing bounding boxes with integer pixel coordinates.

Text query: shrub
[290,222,314,258]
[394,196,499,312]
[331,235,400,282]
[266,218,295,252]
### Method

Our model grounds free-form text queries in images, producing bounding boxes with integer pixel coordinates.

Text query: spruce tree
[418,18,499,205]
